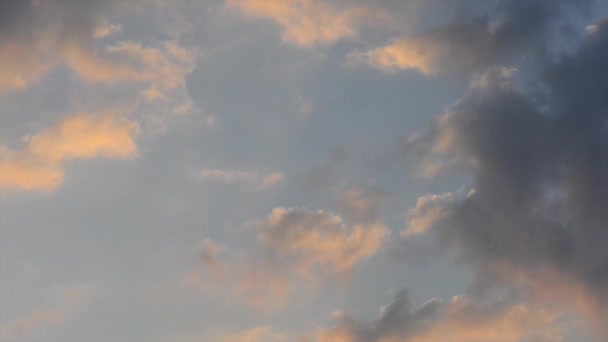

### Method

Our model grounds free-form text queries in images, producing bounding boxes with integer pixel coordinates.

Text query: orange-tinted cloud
[7,309,65,335]
[4,285,92,337]
[402,192,455,237]
[0,113,138,191]
[351,38,440,75]
[317,290,570,342]
[223,326,289,342]
[191,205,388,310]
[227,0,388,47]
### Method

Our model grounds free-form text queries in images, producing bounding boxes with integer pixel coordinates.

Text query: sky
[1,0,608,341]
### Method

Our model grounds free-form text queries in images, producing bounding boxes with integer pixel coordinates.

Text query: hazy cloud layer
[2,0,608,341]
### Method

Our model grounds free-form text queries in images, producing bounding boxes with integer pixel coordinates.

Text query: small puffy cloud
[93,20,122,39]
[226,0,388,47]
[0,0,198,125]
[259,207,387,277]
[196,239,225,279]
[337,185,386,225]
[0,113,138,191]
[350,38,440,75]
[402,192,454,238]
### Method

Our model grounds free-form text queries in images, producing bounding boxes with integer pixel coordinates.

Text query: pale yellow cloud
[227,0,388,47]
[0,113,138,191]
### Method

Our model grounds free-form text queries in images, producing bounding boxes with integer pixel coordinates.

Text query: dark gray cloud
[404,15,608,324]
[362,0,593,75]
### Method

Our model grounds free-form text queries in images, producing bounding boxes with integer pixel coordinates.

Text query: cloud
[316,290,569,342]
[7,309,65,336]
[2,285,92,337]
[402,192,455,238]
[397,16,608,334]
[223,326,290,342]
[0,0,199,190]
[0,113,138,191]
[356,0,591,74]
[196,239,225,279]
[197,168,285,189]
[336,184,387,225]
[241,207,385,309]
[0,0,197,119]
[0,0,115,92]
[258,207,387,277]
[349,38,440,75]
[226,0,388,47]
[260,172,286,189]
[191,189,388,310]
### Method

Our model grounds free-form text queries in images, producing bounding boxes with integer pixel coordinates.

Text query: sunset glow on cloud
[2,1,608,341]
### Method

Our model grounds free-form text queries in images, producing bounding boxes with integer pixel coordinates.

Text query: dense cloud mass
[2,0,608,341]
[403,12,608,333]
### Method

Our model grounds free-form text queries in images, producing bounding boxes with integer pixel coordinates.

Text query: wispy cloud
[197,168,285,189]
[226,0,389,47]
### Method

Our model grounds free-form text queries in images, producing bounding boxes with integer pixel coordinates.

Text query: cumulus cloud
[191,186,388,309]
[226,0,389,47]
[398,16,608,334]
[0,113,138,191]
